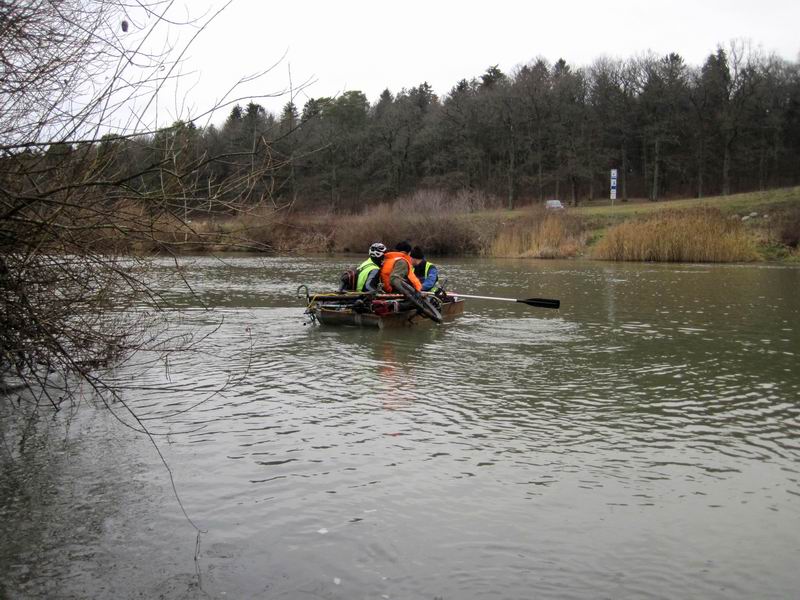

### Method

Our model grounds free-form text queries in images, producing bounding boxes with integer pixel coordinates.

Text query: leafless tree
[0,1,297,418]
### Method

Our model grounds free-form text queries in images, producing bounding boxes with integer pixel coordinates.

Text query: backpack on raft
[339,268,357,291]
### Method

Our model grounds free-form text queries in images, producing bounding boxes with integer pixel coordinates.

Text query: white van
[545,199,565,210]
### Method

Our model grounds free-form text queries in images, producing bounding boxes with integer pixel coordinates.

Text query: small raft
[301,290,465,329]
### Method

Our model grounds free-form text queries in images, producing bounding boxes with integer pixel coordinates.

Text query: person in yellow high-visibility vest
[338,242,386,292]
[355,242,386,292]
[410,246,439,292]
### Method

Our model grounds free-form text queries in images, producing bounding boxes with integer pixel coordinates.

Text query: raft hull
[313,298,464,329]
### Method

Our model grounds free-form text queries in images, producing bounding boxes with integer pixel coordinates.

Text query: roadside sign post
[610,169,618,206]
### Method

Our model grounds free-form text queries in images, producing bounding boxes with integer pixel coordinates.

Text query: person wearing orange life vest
[379,240,422,294]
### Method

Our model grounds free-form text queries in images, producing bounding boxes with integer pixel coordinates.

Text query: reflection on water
[2,257,800,599]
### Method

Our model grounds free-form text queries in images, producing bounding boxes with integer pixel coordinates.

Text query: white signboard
[610,168,618,202]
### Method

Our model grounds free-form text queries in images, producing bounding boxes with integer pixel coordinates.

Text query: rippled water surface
[2,256,799,599]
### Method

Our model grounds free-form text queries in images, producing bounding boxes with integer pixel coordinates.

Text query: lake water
[2,256,799,599]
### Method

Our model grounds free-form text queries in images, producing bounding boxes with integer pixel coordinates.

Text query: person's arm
[421,264,439,291]
[389,259,407,292]
[339,270,351,291]
[364,268,380,292]
[405,262,422,291]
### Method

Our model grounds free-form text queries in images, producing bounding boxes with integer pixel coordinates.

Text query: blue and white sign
[610,168,618,201]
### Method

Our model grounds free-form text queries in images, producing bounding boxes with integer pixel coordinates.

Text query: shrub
[332,194,489,255]
[777,207,800,248]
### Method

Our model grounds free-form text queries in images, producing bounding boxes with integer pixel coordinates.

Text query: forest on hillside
[29,41,797,214]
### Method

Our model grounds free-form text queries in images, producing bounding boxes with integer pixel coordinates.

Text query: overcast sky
[156,0,799,126]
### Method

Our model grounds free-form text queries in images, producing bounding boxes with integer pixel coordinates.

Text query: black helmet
[369,242,387,259]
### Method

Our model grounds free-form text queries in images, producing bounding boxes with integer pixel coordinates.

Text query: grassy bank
[573,186,800,221]
[328,187,800,261]
[576,187,800,262]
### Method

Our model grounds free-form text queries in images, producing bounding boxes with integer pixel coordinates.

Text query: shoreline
[94,187,800,263]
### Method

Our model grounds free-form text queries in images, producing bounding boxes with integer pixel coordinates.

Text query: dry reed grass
[489,208,585,258]
[591,207,760,262]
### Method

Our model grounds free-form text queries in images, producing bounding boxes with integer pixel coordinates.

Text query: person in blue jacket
[410,246,439,292]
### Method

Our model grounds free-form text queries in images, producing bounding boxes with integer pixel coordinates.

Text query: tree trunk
[537,158,544,201]
[696,137,705,199]
[386,137,399,198]
[507,139,516,210]
[289,150,297,205]
[330,152,338,207]
[642,138,649,200]
[621,143,628,202]
[651,138,661,201]
[392,159,400,198]
[536,138,544,202]
[772,128,780,188]
[722,139,732,196]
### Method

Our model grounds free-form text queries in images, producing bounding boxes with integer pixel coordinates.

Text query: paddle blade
[517,297,560,309]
